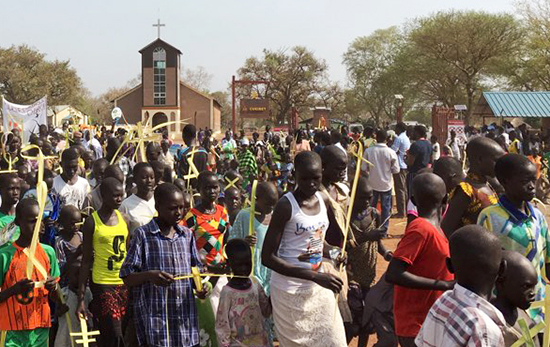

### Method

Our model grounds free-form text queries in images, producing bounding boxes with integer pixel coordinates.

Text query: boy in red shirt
[386,173,455,347]
[0,198,60,346]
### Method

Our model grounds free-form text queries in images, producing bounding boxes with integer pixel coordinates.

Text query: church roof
[111,81,221,109]
[111,84,142,103]
[180,81,222,108]
[139,38,182,54]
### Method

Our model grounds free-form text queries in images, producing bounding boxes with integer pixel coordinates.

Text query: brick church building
[113,38,221,139]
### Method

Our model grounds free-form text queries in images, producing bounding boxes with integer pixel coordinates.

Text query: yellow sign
[240,99,270,118]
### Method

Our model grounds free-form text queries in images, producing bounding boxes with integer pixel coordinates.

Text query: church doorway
[152,112,168,133]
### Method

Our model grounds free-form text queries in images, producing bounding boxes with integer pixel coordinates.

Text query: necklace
[203,205,216,215]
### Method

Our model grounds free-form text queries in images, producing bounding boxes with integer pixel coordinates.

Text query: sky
[1,0,515,97]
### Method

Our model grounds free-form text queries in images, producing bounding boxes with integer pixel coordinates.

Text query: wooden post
[542,118,550,137]
[396,103,403,123]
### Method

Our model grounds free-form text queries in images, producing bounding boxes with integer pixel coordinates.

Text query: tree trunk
[465,79,474,126]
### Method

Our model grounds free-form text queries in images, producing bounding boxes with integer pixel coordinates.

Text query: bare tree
[182,66,213,93]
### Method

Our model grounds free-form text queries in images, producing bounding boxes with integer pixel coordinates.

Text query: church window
[153,47,166,105]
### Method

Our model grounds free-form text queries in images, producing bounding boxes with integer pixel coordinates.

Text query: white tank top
[270,191,329,292]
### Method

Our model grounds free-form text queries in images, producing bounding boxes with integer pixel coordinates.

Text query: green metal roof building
[474,91,550,119]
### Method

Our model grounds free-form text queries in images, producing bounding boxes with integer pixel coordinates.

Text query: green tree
[237,46,328,124]
[403,11,522,124]
[343,27,407,124]
[0,45,84,106]
[502,0,550,90]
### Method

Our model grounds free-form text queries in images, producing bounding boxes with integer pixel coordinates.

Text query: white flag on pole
[2,96,47,143]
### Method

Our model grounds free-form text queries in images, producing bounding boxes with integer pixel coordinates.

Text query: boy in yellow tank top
[77,177,129,347]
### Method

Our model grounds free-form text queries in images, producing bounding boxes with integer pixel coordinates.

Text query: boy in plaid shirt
[416,225,506,347]
[120,183,209,347]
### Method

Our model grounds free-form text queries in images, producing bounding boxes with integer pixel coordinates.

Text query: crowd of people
[0,118,548,347]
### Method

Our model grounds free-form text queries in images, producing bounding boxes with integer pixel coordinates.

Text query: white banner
[2,96,47,143]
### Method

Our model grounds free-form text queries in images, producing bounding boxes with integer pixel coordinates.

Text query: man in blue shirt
[406,125,433,199]
[391,122,410,218]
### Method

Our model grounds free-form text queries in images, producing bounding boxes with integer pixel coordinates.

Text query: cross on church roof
[153,19,165,38]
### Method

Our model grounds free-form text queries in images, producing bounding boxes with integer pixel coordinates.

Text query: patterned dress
[348,207,379,289]
[182,205,229,267]
[215,282,271,347]
[449,172,499,227]
[181,205,230,347]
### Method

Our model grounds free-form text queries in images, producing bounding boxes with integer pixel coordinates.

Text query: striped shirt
[415,284,505,347]
[119,218,203,347]
[478,195,549,323]
[54,231,83,288]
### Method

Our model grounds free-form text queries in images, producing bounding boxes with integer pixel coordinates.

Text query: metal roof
[474,91,550,118]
